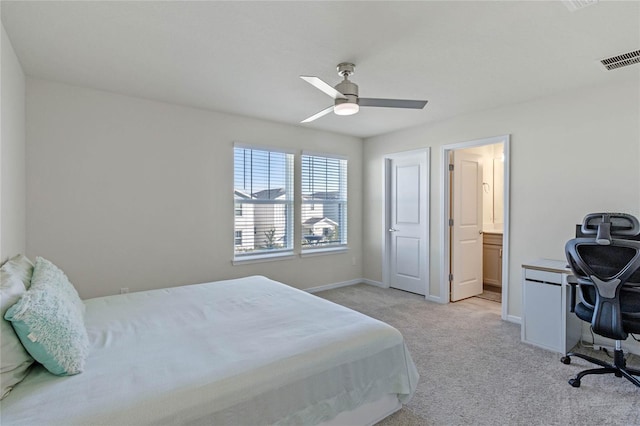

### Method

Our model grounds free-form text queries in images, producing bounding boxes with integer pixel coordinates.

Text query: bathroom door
[450,151,483,301]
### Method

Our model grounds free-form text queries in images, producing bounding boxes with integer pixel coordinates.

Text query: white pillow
[0,254,35,399]
[1,254,34,289]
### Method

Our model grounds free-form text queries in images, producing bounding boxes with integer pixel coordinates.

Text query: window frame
[232,144,295,262]
[300,151,348,254]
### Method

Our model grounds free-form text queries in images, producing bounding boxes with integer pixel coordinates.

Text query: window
[234,231,243,246]
[301,154,347,250]
[234,146,294,258]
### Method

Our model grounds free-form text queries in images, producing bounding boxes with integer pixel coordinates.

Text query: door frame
[440,135,512,321]
[382,148,430,297]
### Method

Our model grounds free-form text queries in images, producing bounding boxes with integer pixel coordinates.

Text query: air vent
[562,0,598,12]
[600,50,640,71]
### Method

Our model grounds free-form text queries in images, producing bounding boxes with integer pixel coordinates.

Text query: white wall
[26,79,363,299]
[363,78,640,319]
[0,24,26,262]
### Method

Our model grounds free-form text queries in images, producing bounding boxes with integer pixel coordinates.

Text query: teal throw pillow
[32,257,85,316]
[4,277,89,376]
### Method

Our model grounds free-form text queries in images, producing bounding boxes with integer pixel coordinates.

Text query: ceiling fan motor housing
[335,80,358,97]
[335,62,358,105]
[335,76,359,107]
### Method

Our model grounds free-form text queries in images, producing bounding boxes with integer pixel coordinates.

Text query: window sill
[300,247,349,258]
[232,252,296,265]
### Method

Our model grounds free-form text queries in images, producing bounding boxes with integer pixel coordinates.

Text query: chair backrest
[565,213,640,339]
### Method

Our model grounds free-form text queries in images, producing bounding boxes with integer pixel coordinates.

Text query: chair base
[561,348,640,388]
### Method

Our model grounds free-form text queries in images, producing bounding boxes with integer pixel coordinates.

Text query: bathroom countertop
[483,224,503,234]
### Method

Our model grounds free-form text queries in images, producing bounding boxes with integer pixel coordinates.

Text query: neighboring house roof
[303,217,338,227]
[243,189,337,201]
[252,188,286,200]
[302,191,340,200]
[234,189,251,199]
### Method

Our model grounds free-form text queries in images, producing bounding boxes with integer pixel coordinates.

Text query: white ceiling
[2,1,639,138]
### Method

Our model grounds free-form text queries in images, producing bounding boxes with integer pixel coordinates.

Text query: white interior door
[387,150,428,295]
[450,151,483,301]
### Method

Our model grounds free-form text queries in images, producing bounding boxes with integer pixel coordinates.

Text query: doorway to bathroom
[440,135,511,321]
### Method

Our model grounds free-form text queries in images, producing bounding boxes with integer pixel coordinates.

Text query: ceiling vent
[599,50,640,71]
[562,0,598,12]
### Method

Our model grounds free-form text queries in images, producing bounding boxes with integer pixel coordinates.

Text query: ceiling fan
[300,62,428,123]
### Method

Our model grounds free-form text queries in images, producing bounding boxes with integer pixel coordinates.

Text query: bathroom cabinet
[483,232,502,288]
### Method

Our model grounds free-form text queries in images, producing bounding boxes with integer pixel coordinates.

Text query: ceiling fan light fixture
[334,102,359,116]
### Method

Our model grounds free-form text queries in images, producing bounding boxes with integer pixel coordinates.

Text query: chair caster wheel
[561,356,571,365]
[568,378,581,388]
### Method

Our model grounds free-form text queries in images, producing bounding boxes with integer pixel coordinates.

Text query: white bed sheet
[1,276,418,425]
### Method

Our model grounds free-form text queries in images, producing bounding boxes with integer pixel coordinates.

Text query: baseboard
[362,279,386,288]
[426,295,444,303]
[506,314,521,325]
[305,279,362,294]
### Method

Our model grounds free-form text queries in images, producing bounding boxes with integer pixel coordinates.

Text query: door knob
[388,228,399,232]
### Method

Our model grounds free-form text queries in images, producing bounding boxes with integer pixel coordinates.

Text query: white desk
[521,259,582,354]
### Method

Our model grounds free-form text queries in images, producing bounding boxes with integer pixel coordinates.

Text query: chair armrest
[567,275,578,313]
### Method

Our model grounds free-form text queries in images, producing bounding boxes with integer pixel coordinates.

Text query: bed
[1,274,418,425]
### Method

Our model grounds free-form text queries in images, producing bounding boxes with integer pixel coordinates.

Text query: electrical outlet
[120,288,129,294]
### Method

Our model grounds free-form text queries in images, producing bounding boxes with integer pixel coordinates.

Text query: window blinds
[301,154,348,249]
[234,147,294,257]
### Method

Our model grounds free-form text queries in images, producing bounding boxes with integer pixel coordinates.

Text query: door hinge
[449,218,454,227]
[449,273,453,282]
[449,164,454,171]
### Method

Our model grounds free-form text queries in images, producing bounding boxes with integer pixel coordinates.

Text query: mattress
[0,276,418,425]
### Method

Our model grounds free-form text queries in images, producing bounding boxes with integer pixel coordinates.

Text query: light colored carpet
[316,284,640,426]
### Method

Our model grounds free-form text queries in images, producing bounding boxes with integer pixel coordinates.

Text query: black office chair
[562,212,640,388]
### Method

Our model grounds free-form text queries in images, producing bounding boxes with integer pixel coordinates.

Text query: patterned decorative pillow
[5,265,89,376]
[32,257,85,316]
[1,255,36,398]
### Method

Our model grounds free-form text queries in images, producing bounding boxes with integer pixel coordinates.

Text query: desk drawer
[524,268,562,285]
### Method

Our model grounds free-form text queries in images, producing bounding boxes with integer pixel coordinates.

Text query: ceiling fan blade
[359,98,428,109]
[300,105,334,123]
[300,76,346,99]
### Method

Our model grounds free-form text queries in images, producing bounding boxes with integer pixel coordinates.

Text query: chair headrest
[580,213,640,245]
